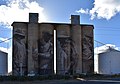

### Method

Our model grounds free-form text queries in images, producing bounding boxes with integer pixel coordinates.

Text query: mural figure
[39,32,53,74]
[13,29,27,76]
[67,40,79,74]
[32,48,39,74]
[82,35,93,73]
[57,31,79,75]
[57,39,69,74]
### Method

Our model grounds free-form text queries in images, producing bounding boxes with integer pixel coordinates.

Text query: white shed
[0,50,8,75]
[98,48,120,75]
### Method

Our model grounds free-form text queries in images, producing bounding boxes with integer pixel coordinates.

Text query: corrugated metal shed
[98,48,120,75]
[0,50,8,75]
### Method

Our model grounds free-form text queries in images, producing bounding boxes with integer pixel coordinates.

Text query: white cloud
[76,0,120,20]
[0,47,8,53]
[0,0,47,28]
[76,8,89,14]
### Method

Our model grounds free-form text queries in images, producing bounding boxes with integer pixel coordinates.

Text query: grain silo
[12,13,94,76]
[98,48,120,75]
[0,50,8,75]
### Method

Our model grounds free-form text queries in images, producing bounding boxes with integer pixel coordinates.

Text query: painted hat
[14,29,25,37]
[57,31,70,38]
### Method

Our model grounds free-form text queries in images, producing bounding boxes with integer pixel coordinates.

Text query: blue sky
[38,0,120,48]
[0,0,120,72]
[39,0,120,48]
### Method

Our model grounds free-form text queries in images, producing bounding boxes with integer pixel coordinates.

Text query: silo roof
[98,48,120,55]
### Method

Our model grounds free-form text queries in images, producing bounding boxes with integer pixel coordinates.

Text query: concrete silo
[98,48,120,75]
[0,50,8,75]
[12,13,94,76]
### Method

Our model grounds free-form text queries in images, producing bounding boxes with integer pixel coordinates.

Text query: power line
[95,29,120,31]
[94,26,120,31]
[0,37,12,43]
[95,26,120,29]
[94,40,106,45]
[94,40,115,49]
[95,34,120,35]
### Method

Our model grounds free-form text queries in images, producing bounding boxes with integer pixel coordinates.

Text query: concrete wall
[38,24,54,75]
[12,23,28,76]
[81,25,94,73]
[56,25,71,74]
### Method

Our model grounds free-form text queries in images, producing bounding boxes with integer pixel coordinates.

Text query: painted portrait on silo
[69,39,79,74]
[57,31,70,74]
[56,25,79,75]
[27,23,39,75]
[56,25,71,75]
[13,28,27,76]
[38,24,54,75]
[82,26,94,73]
[70,25,81,74]
[31,46,39,74]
